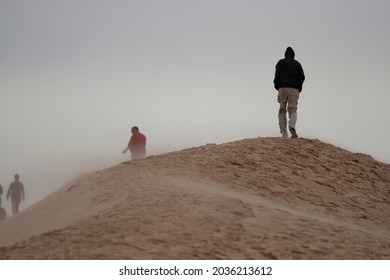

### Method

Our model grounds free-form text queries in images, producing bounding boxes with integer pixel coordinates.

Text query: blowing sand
[0,137,389,259]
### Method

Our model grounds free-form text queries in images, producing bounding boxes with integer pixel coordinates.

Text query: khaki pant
[278,88,299,133]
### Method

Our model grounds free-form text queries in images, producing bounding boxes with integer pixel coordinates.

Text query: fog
[1,0,389,216]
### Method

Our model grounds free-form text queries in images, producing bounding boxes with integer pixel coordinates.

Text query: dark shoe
[289,127,298,138]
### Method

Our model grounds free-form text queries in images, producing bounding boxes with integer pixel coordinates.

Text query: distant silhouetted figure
[0,184,6,220]
[6,174,25,215]
[0,184,3,207]
[123,126,147,160]
[274,47,305,138]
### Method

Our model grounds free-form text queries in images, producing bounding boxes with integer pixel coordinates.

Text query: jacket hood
[285,47,295,59]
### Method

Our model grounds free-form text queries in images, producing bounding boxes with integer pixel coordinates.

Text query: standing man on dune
[6,174,25,215]
[274,47,305,138]
[123,126,147,160]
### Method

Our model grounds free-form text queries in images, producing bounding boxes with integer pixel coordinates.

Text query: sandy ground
[0,137,389,259]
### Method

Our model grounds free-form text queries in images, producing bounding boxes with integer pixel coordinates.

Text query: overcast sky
[1,0,389,214]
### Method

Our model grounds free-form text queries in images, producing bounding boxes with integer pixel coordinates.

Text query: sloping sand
[0,137,389,259]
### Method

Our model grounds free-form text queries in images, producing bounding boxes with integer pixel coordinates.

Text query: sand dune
[0,137,389,259]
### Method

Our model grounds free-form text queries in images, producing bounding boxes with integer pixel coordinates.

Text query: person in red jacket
[123,126,147,160]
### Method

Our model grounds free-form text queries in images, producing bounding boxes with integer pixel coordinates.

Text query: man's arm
[123,137,132,154]
[122,145,129,153]
[21,184,25,201]
[273,62,280,90]
[297,63,305,92]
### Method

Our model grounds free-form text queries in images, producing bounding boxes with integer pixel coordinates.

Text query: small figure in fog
[7,174,25,215]
[0,184,3,207]
[0,184,6,220]
[123,126,147,160]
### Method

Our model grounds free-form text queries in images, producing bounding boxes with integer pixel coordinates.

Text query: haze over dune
[0,137,389,259]
[2,0,390,228]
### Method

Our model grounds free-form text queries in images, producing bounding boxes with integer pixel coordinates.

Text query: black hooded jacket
[273,47,305,92]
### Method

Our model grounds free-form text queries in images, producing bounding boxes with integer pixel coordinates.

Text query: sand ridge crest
[0,137,389,259]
